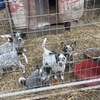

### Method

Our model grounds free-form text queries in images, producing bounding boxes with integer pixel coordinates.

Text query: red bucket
[74,60,100,86]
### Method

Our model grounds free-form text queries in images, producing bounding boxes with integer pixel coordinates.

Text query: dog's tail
[1,34,11,38]
[17,52,28,63]
[42,38,47,49]
[18,77,26,86]
[42,38,47,51]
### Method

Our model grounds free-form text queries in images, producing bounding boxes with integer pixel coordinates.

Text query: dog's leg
[13,66,18,71]
[54,72,58,80]
[22,42,27,52]
[69,64,73,73]
[12,63,18,71]
[0,69,3,79]
[46,80,52,86]
[41,81,45,87]
[42,58,46,66]
[23,48,27,52]
[61,70,65,80]
[54,75,58,80]
[16,61,26,74]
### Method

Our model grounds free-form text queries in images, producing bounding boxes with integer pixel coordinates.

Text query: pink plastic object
[58,0,84,22]
[74,60,100,86]
[8,0,37,29]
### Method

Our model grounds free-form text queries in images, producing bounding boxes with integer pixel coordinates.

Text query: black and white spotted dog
[0,52,28,79]
[0,32,26,55]
[61,42,77,72]
[13,32,26,51]
[19,65,51,89]
[42,38,67,80]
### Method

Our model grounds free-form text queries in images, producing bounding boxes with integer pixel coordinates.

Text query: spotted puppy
[0,52,28,79]
[42,38,66,80]
[0,32,26,55]
[61,42,77,72]
[19,65,51,89]
[0,36,16,55]
[13,32,26,51]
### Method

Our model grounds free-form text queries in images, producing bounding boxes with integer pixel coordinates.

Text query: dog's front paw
[13,68,15,71]
[22,70,26,74]
[61,76,65,80]
[69,68,73,73]
[49,83,52,86]
[54,75,58,80]
[23,48,27,52]
[13,67,17,71]
[69,70,73,73]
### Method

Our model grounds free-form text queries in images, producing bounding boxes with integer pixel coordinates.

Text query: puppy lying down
[19,65,51,89]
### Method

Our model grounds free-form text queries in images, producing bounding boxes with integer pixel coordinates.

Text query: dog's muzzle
[18,39,22,42]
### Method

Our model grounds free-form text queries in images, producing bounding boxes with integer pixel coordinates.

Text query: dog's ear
[21,33,26,38]
[8,37,13,43]
[61,42,66,51]
[45,63,48,65]
[36,65,42,74]
[36,65,39,69]
[71,42,76,50]
[13,32,17,37]
[44,67,51,75]
[55,54,59,59]
[55,54,60,63]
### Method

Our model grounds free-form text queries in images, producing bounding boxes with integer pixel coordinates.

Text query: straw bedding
[0,8,10,35]
[0,9,100,100]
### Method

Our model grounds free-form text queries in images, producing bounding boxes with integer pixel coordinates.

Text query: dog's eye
[66,47,68,49]
[62,57,65,61]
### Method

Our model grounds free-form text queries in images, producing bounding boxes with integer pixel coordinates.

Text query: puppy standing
[13,32,26,52]
[0,32,26,55]
[19,65,51,89]
[0,37,16,55]
[42,38,67,80]
[61,42,77,72]
[0,52,28,79]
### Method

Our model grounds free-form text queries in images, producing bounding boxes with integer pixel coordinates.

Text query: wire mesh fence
[0,0,100,99]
